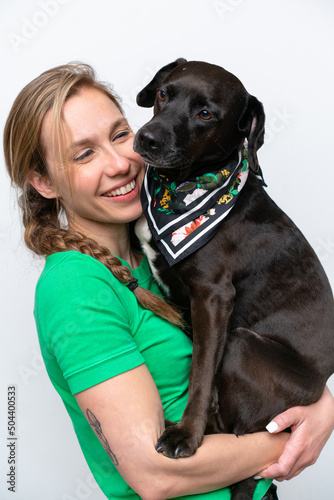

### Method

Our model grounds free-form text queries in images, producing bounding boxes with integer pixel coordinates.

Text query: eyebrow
[67,117,128,151]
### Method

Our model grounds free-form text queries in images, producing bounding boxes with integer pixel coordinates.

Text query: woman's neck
[68,219,141,268]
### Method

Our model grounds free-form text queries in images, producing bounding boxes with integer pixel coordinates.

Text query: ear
[28,172,59,199]
[136,58,187,107]
[238,95,265,172]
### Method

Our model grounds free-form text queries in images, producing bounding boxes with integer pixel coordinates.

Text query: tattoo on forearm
[86,409,119,466]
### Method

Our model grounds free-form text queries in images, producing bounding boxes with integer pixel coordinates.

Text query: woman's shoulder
[44,250,115,275]
[36,251,118,298]
[34,251,157,322]
[34,251,136,333]
[45,250,109,271]
[35,250,153,303]
[40,250,150,277]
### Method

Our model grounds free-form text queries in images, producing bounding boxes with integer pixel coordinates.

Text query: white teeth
[105,180,136,197]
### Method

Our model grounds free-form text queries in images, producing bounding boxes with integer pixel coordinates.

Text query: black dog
[133,59,334,499]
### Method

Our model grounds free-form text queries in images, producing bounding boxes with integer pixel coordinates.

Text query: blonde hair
[4,62,183,327]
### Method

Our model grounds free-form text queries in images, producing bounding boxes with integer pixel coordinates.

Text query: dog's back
[208,171,334,434]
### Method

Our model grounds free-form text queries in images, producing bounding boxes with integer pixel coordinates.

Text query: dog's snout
[137,128,163,153]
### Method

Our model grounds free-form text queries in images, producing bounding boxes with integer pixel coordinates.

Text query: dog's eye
[158,90,166,101]
[199,110,213,120]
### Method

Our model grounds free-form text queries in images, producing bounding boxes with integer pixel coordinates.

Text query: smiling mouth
[103,179,136,197]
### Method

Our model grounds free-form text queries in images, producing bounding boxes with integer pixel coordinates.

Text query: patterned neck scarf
[140,148,265,266]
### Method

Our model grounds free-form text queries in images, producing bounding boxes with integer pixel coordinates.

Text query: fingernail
[266,421,279,433]
[254,475,262,480]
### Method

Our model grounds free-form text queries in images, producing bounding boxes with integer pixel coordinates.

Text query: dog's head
[133,58,265,180]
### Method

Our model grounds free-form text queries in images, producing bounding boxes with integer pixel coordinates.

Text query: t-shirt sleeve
[35,254,145,394]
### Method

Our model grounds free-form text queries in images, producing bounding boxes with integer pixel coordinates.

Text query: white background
[1,0,333,499]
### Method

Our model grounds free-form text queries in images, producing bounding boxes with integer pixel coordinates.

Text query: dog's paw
[155,423,202,458]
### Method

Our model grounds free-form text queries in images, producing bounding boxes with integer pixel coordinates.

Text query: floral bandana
[141,147,265,266]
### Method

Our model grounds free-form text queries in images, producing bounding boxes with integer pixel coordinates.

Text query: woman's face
[40,86,145,236]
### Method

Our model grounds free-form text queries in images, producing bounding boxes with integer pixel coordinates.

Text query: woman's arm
[75,364,288,500]
[260,385,334,481]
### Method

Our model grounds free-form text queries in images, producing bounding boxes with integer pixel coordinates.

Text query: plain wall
[0,0,333,499]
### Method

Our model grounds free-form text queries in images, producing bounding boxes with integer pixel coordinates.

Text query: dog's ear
[136,58,187,107]
[238,95,265,173]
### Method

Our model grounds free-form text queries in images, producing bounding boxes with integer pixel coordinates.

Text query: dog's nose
[137,129,163,152]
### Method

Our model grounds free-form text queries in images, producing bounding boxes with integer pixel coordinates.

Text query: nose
[104,146,131,176]
[136,127,164,153]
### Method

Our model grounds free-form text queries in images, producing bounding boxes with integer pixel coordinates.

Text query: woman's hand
[259,385,334,481]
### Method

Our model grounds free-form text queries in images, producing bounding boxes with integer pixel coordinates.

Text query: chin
[124,204,144,224]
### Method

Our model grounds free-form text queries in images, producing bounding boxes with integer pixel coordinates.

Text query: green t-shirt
[34,251,271,500]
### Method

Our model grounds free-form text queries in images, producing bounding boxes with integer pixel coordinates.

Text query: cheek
[127,137,145,166]
[137,166,146,192]
[57,170,96,211]
[71,166,100,193]
[50,168,72,201]
[133,150,145,165]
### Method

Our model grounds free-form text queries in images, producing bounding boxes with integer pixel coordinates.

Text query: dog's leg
[155,279,236,458]
[230,478,258,500]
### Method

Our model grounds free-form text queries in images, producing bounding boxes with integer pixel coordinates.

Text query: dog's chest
[135,216,170,295]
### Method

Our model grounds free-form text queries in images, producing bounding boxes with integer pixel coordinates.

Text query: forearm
[76,366,288,500]
[131,429,288,500]
[119,418,288,500]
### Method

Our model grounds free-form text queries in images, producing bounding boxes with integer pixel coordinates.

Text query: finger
[275,465,306,482]
[259,444,300,479]
[261,448,313,481]
[260,462,299,481]
[266,407,303,434]
[259,460,294,480]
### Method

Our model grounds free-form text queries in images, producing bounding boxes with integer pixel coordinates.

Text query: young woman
[4,63,334,500]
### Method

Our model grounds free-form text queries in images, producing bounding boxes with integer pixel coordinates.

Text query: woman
[4,63,334,500]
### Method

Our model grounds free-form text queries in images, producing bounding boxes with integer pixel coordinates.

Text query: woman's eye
[199,110,213,120]
[74,149,94,162]
[158,90,166,101]
[113,130,130,142]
